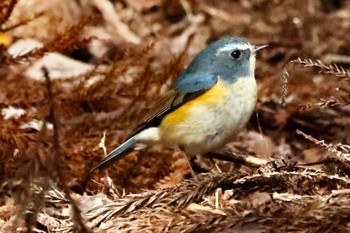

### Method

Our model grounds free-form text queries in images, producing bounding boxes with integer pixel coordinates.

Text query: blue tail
[90,136,137,173]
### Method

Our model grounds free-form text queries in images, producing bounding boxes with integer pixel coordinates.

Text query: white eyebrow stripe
[216,43,252,56]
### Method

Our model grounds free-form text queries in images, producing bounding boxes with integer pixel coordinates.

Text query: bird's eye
[230,50,241,59]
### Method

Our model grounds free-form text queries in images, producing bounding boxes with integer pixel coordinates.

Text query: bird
[90,37,266,174]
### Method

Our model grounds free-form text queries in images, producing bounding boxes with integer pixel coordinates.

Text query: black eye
[230,50,241,59]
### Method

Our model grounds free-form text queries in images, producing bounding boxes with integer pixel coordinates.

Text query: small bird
[90,37,266,173]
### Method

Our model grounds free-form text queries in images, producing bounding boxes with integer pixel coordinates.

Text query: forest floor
[0,0,349,232]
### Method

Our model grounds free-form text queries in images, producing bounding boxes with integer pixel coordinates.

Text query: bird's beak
[253,45,268,53]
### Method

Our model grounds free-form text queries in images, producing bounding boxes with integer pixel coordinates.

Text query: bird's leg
[209,157,222,173]
[177,146,199,181]
[182,152,199,182]
[193,154,222,174]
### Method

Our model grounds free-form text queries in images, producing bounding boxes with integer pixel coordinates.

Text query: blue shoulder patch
[175,71,218,94]
[174,41,219,93]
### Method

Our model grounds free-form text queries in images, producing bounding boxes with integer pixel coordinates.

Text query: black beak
[253,45,268,53]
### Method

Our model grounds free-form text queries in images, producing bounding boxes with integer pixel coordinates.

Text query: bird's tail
[89,136,137,173]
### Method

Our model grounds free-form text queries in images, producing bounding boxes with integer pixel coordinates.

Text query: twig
[0,0,18,28]
[199,3,231,22]
[42,67,91,233]
[91,0,141,44]
[292,57,350,80]
[205,149,268,168]
[280,68,289,107]
[296,129,349,159]
[1,12,44,32]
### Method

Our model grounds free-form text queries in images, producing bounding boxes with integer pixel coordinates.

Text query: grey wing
[175,71,218,93]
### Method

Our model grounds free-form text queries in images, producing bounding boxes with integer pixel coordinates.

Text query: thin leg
[209,157,222,173]
[182,152,198,182]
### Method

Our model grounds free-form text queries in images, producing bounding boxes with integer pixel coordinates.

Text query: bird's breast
[160,77,257,155]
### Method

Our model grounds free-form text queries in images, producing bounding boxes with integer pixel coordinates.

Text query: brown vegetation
[0,0,349,232]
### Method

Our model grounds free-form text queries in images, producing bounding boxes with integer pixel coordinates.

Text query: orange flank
[161,80,228,127]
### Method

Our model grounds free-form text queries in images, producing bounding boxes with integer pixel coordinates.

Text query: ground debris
[0,0,350,232]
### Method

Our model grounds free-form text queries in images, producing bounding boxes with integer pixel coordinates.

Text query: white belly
[159,77,257,155]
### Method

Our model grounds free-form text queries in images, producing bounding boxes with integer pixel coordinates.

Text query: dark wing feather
[130,73,218,137]
[130,90,184,136]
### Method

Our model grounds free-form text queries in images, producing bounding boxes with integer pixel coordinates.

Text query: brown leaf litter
[0,0,350,232]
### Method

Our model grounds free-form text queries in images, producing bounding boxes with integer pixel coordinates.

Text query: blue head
[176,38,264,91]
